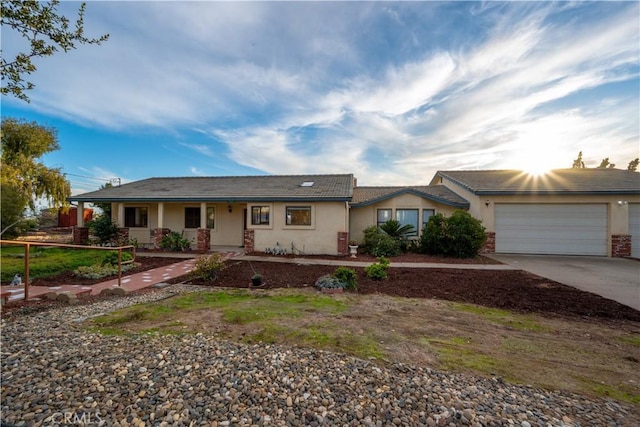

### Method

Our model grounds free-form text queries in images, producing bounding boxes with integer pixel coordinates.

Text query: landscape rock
[55,291,78,304]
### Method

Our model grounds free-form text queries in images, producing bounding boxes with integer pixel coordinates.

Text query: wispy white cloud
[2,1,638,187]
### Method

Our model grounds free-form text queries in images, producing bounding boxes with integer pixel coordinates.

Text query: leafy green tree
[572,151,585,168]
[87,214,118,245]
[1,118,71,213]
[93,182,113,216]
[628,158,639,172]
[1,0,109,102]
[0,183,29,238]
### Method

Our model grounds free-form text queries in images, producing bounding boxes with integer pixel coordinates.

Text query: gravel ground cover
[2,285,638,427]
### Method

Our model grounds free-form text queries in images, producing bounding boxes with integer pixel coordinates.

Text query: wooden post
[24,243,30,300]
[118,248,122,287]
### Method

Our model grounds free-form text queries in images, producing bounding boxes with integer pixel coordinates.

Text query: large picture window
[124,207,148,228]
[185,207,201,228]
[377,209,392,226]
[396,209,419,236]
[286,206,311,226]
[251,206,270,225]
[206,207,215,229]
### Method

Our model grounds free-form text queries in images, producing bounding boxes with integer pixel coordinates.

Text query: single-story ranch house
[68,168,640,258]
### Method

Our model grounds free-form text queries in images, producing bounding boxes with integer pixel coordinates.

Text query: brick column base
[480,232,495,254]
[337,231,348,256]
[611,234,631,257]
[117,228,130,244]
[244,229,255,253]
[197,228,211,252]
[73,227,89,245]
[153,228,170,249]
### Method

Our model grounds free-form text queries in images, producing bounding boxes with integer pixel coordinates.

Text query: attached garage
[630,203,640,258]
[495,204,608,256]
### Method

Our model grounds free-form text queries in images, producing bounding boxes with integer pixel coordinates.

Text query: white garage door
[630,203,640,258]
[495,204,608,256]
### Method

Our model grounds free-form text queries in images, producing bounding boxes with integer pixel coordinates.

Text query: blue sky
[2,1,639,197]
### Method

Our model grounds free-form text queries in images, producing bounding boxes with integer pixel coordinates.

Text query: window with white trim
[185,207,200,229]
[206,207,215,229]
[396,209,419,236]
[251,206,270,225]
[377,209,392,226]
[124,207,148,228]
[286,206,311,226]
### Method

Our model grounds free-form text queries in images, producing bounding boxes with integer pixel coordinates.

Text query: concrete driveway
[488,254,640,311]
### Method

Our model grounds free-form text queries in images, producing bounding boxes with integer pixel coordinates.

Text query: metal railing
[0,240,135,301]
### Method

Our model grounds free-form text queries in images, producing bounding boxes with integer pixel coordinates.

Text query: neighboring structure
[68,168,640,257]
[431,169,640,257]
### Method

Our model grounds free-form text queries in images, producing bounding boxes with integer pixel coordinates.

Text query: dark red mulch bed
[201,260,640,322]
[246,252,502,264]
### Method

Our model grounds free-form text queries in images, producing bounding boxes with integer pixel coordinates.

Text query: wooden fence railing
[0,240,135,301]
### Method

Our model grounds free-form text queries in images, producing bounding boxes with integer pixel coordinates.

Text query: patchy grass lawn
[87,288,640,405]
[0,245,109,282]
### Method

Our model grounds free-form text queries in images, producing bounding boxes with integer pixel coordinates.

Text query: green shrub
[420,210,486,258]
[159,231,191,251]
[191,253,225,282]
[88,214,119,245]
[101,251,133,266]
[364,257,390,280]
[74,262,136,279]
[363,225,401,257]
[334,266,357,291]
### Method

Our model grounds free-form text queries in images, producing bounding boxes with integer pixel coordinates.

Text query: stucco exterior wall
[349,193,460,244]
[250,201,348,255]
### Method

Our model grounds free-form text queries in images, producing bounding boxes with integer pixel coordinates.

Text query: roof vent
[300,181,315,187]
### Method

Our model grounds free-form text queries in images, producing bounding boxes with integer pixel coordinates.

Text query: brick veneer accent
[117,228,129,243]
[337,231,348,256]
[244,229,255,253]
[73,227,89,245]
[153,228,170,249]
[480,231,496,254]
[197,228,211,252]
[611,234,631,258]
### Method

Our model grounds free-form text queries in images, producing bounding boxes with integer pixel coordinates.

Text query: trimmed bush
[191,253,225,282]
[334,266,357,291]
[101,251,133,266]
[420,210,486,258]
[363,225,401,257]
[74,263,136,279]
[159,231,191,251]
[364,257,390,280]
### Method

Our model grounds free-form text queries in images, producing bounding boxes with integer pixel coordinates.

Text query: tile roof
[351,186,469,208]
[69,174,354,202]
[433,169,640,195]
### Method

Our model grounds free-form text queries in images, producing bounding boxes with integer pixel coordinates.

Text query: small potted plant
[348,240,359,258]
[251,273,263,287]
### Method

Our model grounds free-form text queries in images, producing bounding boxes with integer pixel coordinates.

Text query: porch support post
[117,203,125,226]
[77,202,85,227]
[158,202,164,228]
[200,202,207,229]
